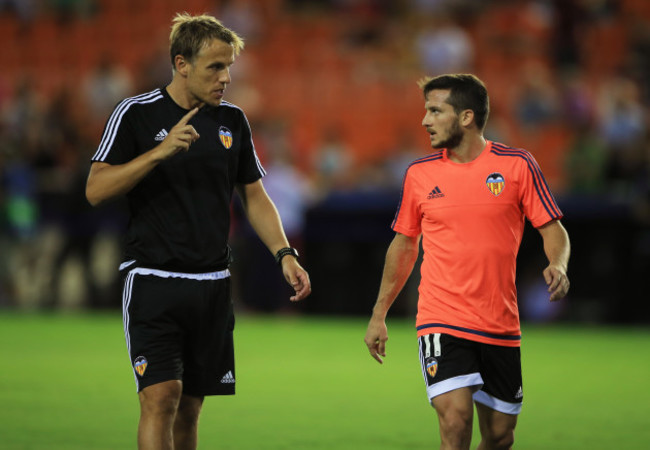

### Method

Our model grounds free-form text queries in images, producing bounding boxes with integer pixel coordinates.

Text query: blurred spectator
[2,151,38,239]
[48,144,110,308]
[40,87,105,307]
[356,159,391,192]
[558,69,596,128]
[312,128,355,193]
[136,40,173,93]
[214,0,263,43]
[256,119,316,240]
[597,76,646,148]
[383,133,424,189]
[513,62,561,129]
[409,0,482,16]
[337,0,387,49]
[564,124,608,195]
[48,0,98,24]
[580,0,618,23]
[548,0,619,70]
[633,136,650,224]
[0,0,39,27]
[224,53,263,119]
[549,0,584,69]
[626,16,650,105]
[483,107,515,144]
[266,158,314,234]
[596,75,647,195]
[0,79,42,307]
[82,54,133,121]
[41,87,82,170]
[413,11,474,75]
[1,79,46,156]
[409,0,450,14]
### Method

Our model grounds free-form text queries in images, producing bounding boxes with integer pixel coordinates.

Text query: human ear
[461,109,474,127]
[174,55,189,75]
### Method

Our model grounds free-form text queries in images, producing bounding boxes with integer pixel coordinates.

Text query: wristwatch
[275,247,299,266]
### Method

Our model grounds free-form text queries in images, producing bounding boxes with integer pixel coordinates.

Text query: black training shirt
[91,88,265,272]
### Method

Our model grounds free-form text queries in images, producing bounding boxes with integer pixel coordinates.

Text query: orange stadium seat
[581,21,628,75]
[6,1,645,187]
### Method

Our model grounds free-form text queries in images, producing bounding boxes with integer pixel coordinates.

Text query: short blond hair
[169,12,244,69]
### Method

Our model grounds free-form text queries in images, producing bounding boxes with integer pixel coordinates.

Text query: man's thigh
[473,343,523,415]
[418,333,484,402]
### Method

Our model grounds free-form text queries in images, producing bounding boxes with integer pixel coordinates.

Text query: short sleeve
[236,110,266,184]
[391,167,422,237]
[519,151,563,227]
[91,101,138,165]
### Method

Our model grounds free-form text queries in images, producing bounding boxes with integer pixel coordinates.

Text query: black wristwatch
[275,247,299,266]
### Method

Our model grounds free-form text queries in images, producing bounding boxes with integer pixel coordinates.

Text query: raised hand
[156,107,201,160]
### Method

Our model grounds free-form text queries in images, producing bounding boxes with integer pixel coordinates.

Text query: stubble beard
[432,119,463,150]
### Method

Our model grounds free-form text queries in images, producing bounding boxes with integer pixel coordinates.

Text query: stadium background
[0,0,649,324]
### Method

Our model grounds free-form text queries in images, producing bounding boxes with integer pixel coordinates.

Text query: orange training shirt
[392,141,563,347]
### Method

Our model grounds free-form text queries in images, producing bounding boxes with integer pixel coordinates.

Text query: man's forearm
[539,220,570,270]
[371,233,421,319]
[238,181,290,254]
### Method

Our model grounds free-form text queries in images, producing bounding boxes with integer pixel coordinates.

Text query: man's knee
[175,395,204,426]
[139,381,183,417]
[481,425,515,450]
[434,404,473,435]
[432,401,474,448]
[476,404,517,450]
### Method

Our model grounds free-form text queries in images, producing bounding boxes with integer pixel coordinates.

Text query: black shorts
[122,266,235,396]
[418,333,523,415]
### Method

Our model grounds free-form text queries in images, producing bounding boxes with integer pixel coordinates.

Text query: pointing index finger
[178,107,199,126]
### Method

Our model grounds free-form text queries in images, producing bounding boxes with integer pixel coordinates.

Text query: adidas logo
[154,128,168,141]
[220,370,235,384]
[427,186,445,199]
[515,386,523,399]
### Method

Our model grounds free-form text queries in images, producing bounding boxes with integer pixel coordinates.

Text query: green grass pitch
[0,312,648,449]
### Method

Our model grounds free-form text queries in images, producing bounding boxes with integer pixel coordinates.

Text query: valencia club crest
[218,126,233,149]
[425,357,439,378]
[486,172,505,196]
[134,356,148,377]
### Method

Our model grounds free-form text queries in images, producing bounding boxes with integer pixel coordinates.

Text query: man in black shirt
[86,13,311,450]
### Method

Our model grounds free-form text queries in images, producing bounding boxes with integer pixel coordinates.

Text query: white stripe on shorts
[473,390,522,415]
[426,373,484,402]
[120,262,231,281]
[433,333,441,357]
[122,270,138,391]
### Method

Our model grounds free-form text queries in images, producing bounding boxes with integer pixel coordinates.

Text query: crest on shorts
[218,126,233,149]
[425,357,438,378]
[134,356,148,377]
[486,172,505,196]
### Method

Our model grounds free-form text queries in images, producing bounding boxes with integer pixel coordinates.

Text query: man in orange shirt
[364,74,570,450]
